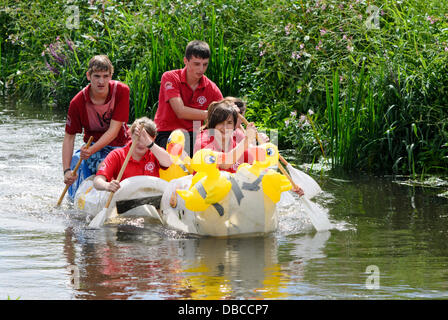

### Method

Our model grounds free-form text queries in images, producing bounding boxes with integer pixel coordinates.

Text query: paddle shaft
[104,126,141,209]
[57,136,94,206]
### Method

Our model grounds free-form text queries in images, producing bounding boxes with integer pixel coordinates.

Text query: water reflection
[61,220,333,300]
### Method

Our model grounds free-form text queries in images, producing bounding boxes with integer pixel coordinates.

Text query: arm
[62,133,77,185]
[93,175,121,192]
[80,119,123,159]
[218,123,257,170]
[134,126,173,168]
[169,97,207,121]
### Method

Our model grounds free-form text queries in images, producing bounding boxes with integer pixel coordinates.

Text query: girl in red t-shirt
[194,99,262,173]
[93,117,172,192]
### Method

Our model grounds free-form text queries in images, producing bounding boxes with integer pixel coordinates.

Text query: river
[1,97,448,300]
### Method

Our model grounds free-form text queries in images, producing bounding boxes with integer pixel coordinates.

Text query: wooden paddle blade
[116,195,163,214]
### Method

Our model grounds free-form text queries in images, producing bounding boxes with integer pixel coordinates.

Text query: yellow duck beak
[249,143,279,168]
[166,130,185,157]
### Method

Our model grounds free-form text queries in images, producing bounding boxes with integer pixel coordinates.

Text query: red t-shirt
[65,80,130,146]
[96,142,163,181]
[154,68,223,132]
[194,130,251,173]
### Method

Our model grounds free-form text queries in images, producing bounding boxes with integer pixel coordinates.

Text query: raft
[159,168,280,237]
[74,171,290,237]
[74,141,293,237]
[74,175,167,221]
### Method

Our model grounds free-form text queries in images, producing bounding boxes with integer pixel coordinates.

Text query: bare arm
[93,175,120,192]
[80,119,123,159]
[62,133,77,185]
[218,123,257,170]
[169,97,207,121]
[134,126,173,168]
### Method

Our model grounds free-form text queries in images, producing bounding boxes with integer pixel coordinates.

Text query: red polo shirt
[65,80,130,146]
[96,142,163,181]
[154,68,223,132]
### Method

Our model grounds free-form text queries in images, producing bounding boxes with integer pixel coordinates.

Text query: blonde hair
[130,117,157,138]
[87,55,114,76]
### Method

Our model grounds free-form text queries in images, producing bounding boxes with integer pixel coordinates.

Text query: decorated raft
[73,129,294,236]
[159,144,292,237]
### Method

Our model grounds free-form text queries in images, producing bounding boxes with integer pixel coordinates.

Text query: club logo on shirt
[145,162,155,172]
[197,96,207,105]
[165,81,174,90]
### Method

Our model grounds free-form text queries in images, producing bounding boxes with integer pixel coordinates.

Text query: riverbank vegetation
[1,0,447,175]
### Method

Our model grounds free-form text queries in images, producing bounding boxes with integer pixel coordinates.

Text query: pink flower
[291,110,297,117]
[260,50,265,57]
[291,51,301,59]
[284,119,290,127]
[300,43,305,49]
[320,29,327,35]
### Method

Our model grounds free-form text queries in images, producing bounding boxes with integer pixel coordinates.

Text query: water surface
[1,98,447,300]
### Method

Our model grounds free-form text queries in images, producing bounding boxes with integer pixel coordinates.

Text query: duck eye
[266,147,275,156]
[205,155,216,164]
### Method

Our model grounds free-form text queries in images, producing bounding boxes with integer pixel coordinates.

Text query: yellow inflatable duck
[159,129,193,181]
[238,143,291,203]
[177,149,232,213]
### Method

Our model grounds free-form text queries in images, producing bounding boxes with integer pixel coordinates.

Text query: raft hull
[74,175,167,220]
[159,170,279,237]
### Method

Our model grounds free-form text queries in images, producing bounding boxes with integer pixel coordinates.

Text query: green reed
[325,63,388,172]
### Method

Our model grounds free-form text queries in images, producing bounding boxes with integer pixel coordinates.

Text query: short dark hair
[206,100,238,130]
[185,40,210,60]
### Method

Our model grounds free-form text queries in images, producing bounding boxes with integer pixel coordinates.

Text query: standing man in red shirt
[154,40,223,157]
[62,55,130,201]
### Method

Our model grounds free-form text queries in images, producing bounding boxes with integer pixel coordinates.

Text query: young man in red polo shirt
[154,40,223,157]
[62,55,130,200]
[94,117,172,192]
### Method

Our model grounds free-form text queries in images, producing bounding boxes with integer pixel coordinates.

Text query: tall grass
[1,0,447,174]
[325,63,389,173]
[123,6,245,120]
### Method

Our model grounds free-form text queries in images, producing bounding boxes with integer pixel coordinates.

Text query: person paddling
[62,55,130,200]
[93,117,172,192]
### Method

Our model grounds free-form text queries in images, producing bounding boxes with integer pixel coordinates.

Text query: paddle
[238,114,332,232]
[57,136,94,206]
[88,127,141,228]
[237,114,321,198]
[278,154,322,199]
